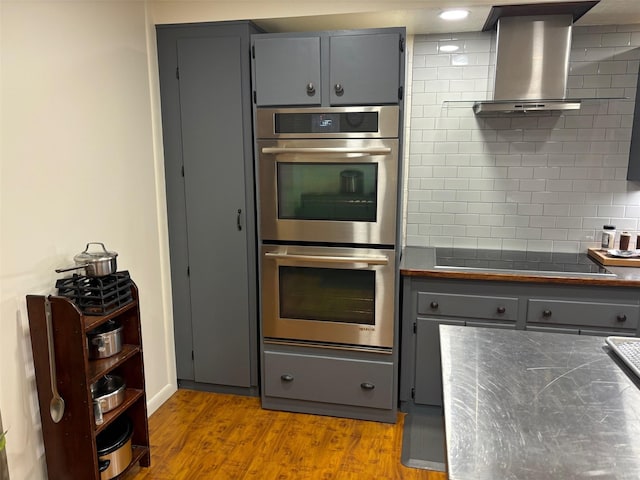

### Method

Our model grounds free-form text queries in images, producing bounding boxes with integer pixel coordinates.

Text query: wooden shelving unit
[26,282,150,479]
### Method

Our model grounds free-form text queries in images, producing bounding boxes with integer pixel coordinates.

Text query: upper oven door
[258,137,399,245]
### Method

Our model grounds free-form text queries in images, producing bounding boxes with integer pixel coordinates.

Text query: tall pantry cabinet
[156,21,260,393]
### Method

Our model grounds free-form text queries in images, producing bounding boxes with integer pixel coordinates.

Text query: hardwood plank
[122,389,445,480]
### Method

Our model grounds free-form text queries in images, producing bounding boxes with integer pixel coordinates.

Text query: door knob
[306,83,316,96]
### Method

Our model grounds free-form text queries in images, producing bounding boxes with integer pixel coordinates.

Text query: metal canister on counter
[620,231,632,250]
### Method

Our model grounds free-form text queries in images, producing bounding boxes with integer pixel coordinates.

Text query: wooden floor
[123,389,446,480]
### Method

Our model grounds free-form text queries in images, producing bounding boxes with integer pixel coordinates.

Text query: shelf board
[94,388,144,435]
[84,299,139,332]
[88,345,141,383]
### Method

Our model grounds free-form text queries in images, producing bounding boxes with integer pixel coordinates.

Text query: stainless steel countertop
[440,325,640,480]
[400,246,640,286]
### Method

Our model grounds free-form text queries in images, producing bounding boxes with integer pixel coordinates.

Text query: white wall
[0,3,175,479]
[406,25,640,252]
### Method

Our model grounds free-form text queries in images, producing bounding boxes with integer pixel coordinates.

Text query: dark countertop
[400,246,640,286]
[440,325,640,480]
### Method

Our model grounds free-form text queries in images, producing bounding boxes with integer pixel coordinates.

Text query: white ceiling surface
[250,0,640,34]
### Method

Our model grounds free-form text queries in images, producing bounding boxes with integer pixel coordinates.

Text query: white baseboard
[146,382,177,415]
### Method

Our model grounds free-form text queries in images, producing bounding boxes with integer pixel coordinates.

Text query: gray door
[253,36,321,106]
[177,36,251,387]
[329,33,400,105]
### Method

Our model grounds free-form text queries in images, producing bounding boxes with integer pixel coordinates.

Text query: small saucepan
[55,242,118,277]
[91,374,126,417]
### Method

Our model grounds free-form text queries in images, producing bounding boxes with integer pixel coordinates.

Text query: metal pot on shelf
[55,242,118,277]
[87,320,123,359]
[91,374,126,423]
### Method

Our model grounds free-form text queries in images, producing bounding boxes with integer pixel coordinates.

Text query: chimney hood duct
[473,2,599,115]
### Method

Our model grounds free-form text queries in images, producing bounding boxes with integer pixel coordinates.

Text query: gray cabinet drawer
[263,351,394,409]
[527,299,639,330]
[417,292,518,321]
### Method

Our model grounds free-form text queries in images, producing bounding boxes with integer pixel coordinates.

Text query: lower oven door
[261,244,396,349]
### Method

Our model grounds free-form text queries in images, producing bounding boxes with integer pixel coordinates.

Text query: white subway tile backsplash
[546,179,574,191]
[598,61,629,74]
[519,179,548,191]
[492,226,517,238]
[602,32,632,47]
[598,205,627,217]
[541,229,569,240]
[406,25,640,253]
[433,190,457,201]
[468,202,493,214]
[544,204,571,216]
[504,215,530,227]
[584,74,612,88]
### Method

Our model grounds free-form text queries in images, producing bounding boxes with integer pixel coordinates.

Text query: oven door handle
[264,252,389,266]
[261,147,392,155]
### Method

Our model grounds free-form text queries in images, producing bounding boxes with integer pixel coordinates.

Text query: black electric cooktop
[434,248,614,276]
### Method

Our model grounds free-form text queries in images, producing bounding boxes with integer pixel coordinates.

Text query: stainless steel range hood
[473,2,599,115]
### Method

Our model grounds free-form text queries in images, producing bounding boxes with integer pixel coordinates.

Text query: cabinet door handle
[430,301,439,310]
[542,309,552,318]
[281,374,294,382]
[236,209,242,231]
[334,83,344,96]
[616,314,627,322]
[497,306,506,314]
[306,83,316,96]
[360,382,375,390]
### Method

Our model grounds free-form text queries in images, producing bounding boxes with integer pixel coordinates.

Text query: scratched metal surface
[440,325,640,480]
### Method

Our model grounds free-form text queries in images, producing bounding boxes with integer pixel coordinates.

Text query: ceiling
[252,0,640,35]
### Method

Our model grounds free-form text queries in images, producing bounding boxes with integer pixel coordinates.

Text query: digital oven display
[311,114,339,133]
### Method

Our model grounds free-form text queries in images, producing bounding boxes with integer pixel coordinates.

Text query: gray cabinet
[263,350,394,410]
[526,298,639,330]
[262,343,397,423]
[252,28,404,107]
[156,22,260,393]
[401,276,640,409]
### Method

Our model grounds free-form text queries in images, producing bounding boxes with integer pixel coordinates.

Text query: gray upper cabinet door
[176,36,252,388]
[329,33,401,105]
[253,36,321,106]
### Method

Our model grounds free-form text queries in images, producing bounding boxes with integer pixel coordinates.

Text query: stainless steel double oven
[258,106,400,350]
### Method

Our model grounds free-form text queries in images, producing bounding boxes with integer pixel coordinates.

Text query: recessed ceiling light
[439,9,469,21]
[439,44,460,52]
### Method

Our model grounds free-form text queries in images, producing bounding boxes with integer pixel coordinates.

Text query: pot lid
[88,319,122,336]
[96,416,133,455]
[73,242,118,263]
